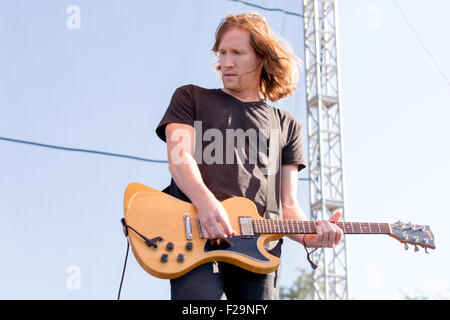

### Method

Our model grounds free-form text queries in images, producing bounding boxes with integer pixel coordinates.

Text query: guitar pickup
[239,216,254,238]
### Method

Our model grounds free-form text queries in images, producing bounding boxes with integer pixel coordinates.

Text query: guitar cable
[302,236,318,269]
[117,240,129,300]
[118,218,162,300]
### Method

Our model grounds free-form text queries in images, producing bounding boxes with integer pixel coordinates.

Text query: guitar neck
[251,219,392,235]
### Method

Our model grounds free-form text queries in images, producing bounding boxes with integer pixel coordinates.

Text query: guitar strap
[264,106,283,253]
[264,106,282,220]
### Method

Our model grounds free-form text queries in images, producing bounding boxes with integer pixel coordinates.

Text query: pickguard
[203,236,270,262]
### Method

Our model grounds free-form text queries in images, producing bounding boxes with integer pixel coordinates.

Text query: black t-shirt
[156,84,306,217]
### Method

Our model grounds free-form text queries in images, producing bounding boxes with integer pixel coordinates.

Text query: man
[156,13,343,300]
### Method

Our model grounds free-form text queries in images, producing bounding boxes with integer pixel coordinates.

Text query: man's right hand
[196,197,236,240]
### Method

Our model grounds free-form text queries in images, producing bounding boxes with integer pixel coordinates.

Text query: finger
[210,219,227,239]
[199,218,212,239]
[217,214,235,237]
[320,220,333,246]
[329,212,344,244]
[314,220,324,245]
[325,222,336,247]
[202,226,211,240]
[329,211,342,223]
[334,224,344,245]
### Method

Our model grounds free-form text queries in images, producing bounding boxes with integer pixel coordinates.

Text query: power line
[392,0,449,86]
[225,0,304,18]
[0,135,311,181]
[0,136,168,164]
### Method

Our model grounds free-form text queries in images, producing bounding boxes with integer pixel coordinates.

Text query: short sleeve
[155,85,196,142]
[281,112,307,172]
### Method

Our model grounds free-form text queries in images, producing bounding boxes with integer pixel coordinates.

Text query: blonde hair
[212,13,302,103]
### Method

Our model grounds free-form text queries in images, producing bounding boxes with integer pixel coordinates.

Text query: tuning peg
[425,248,429,254]
[404,243,409,251]
[414,245,419,252]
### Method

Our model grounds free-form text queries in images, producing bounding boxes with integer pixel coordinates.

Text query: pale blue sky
[0,0,448,300]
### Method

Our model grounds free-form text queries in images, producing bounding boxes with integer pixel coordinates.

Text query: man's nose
[221,55,234,68]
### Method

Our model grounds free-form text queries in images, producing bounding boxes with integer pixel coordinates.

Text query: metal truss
[302,0,349,300]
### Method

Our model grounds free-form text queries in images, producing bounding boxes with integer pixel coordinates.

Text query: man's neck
[221,87,263,103]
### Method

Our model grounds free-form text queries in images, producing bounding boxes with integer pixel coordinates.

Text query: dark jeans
[170,262,280,300]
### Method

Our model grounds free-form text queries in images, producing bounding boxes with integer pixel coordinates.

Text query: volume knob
[177,253,185,263]
[166,242,174,251]
[160,254,169,263]
[186,242,193,251]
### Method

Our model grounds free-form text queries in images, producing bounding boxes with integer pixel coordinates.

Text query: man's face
[217,27,263,93]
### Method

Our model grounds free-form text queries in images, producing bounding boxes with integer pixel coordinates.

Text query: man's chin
[222,82,240,92]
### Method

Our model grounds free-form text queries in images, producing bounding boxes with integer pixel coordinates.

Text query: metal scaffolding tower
[302,0,349,299]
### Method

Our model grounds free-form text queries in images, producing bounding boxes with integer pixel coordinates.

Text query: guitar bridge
[239,216,254,238]
[184,213,193,240]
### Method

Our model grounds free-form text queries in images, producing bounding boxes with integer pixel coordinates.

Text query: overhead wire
[392,0,449,86]
[0,136,168,164]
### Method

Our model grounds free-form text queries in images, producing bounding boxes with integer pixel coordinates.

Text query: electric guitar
[122,183,436,279]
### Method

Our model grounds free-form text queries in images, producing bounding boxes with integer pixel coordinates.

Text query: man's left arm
[281,164,343,248]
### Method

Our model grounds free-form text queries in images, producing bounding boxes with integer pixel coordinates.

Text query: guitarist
[155,13,343,300]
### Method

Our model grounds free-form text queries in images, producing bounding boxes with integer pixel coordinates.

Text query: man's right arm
[165,123,235,239]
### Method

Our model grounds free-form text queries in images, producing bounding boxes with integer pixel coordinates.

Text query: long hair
[212,13,302,103]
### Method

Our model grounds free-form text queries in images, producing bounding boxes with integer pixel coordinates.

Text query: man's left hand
[304,211,344,248]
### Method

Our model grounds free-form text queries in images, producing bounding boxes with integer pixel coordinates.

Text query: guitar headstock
[390,220,436,253]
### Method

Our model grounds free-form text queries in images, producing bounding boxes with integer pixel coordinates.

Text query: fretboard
[251,219,391,235]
